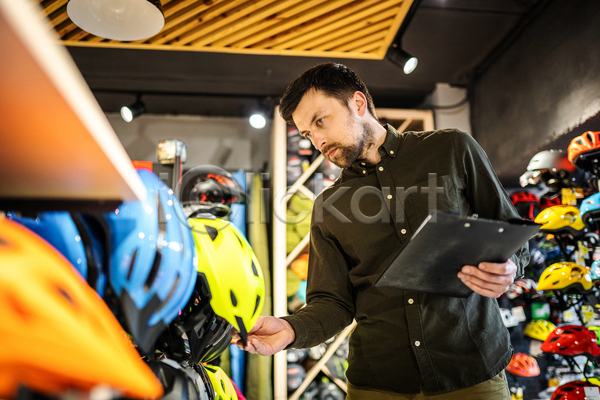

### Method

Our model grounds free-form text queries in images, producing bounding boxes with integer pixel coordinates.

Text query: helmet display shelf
[271,107,434,400]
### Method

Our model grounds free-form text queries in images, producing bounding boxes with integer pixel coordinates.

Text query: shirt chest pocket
[404,174,463,227]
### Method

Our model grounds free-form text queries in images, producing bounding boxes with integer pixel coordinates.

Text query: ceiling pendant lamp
[67,0,165,41]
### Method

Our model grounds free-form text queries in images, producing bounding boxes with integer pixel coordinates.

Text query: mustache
[321,144,340,155]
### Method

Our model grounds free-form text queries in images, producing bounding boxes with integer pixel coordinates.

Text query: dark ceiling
[66,0,548,119]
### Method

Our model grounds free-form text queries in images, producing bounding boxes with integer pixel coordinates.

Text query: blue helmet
[580,192,600,229]
[104,169,197,355]
[6,211,107,295]
[590,259,600,281]
[7,211,86,274]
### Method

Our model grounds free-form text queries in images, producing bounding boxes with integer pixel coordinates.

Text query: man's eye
[316,118,324,126]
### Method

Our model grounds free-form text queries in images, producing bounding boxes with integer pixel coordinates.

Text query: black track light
[387,45,418,75]
[120,96,146,123]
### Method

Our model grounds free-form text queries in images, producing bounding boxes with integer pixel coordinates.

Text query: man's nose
[312,133,326,151]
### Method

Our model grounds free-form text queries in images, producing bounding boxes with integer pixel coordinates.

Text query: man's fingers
[478,261,517,275]
[459,264,514,285]
[248,316,264,334]
[238,337,267,356]
[461,278,505,298]
[460,273,510,294]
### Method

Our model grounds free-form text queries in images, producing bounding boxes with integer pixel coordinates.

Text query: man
[237,63,529,399]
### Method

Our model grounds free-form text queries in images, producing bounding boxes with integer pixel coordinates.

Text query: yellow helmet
[587,325,600,339]
[534,205,585,235]
[536,261,593,292]
[523,320,556,341]
[189,216,264,346]
[584,377,600,386]
[203,365,238,400]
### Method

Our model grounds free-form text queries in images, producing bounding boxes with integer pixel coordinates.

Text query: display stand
[0,0,144,211]
[271,108,434,399]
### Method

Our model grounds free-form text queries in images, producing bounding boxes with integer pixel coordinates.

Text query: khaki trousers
[346,371,510,400]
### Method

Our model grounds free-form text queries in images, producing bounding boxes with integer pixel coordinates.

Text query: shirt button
[379,167,383,171]
[408,298,414,304]
[401,229,407,234]
[387,194,392,200]
[360,162,366,166]
[390,150,394,154]
[362,170,366,174]
[414,341,420,347]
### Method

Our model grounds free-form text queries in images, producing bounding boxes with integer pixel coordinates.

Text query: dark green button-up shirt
[282,125,529,394]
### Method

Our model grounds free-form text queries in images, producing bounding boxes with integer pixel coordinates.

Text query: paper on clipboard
[374,210,540,298]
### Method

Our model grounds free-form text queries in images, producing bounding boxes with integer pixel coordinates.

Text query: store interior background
[59,0,600,188]
[19,0,600,399]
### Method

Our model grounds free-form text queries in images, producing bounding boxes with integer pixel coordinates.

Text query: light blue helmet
[580,192,600,229]
[104,169,197,355]
[590,259,600,281]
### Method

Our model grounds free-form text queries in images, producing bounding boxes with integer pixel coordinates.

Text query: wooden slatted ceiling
[37,0,414,59]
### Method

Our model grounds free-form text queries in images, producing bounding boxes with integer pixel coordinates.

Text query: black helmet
[165,273,233,364]
[179,166,246,218]
[148,359,214,400]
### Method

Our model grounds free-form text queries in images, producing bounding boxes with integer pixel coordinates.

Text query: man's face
[292,89,374,168]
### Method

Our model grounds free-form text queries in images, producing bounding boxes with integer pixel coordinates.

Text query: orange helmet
[506,353,540,377]
[291,253,309,280]
[0,217,163,399]
[568,131,600,168]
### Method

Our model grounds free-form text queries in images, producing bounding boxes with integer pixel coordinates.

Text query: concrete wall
[422,83,472,133]
[471,0,600,183]
[107,113,271,172]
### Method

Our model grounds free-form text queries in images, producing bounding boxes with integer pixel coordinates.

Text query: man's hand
[458,259,517,298]
[232,316,296,356]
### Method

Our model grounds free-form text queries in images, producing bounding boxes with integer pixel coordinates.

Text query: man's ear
[352,91,368,116]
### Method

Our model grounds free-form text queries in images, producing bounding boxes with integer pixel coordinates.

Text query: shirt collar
[348,124,402,175]
[378,123,402,158]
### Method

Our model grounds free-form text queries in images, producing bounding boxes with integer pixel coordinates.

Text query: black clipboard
[374,210,540,298]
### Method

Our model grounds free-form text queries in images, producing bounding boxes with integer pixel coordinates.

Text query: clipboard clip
[464,214,478,228]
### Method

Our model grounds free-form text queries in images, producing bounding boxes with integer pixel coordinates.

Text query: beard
[323,121,376,168]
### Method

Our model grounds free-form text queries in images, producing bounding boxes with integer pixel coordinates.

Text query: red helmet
[541,194,562,209]
[511,191,540,205]
[550,380,600,400]
[510,191,541,220]
[505,353,540,377]
[541,325,600,360]
[568,131,600,168]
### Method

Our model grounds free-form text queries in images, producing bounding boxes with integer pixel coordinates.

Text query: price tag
[582,305,595,324]
[532,303,550,320]
[562,188,578,205]
[585,386,600,400]
[579,241,590,259]
[511,306,527,322]
[529,339,543,357]
[562,309,577,323]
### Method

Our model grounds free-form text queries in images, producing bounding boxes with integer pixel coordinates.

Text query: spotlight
[121,97,146,123]
[387,46,418,75]
[249,113,267,129]
[66,0,165,41]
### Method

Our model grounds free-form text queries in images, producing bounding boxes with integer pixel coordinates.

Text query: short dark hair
[279,63,377,126]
